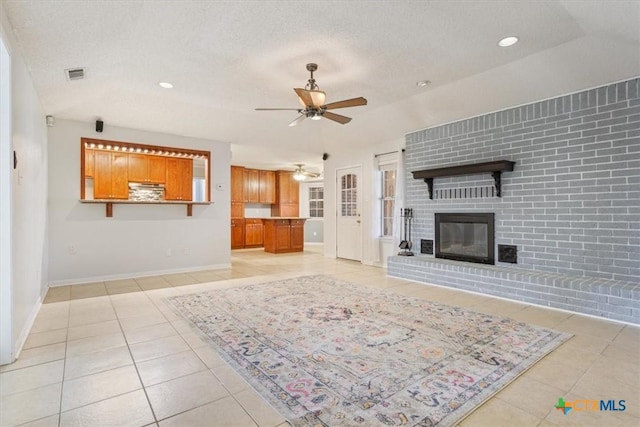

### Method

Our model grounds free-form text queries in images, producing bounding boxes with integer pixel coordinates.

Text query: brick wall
[405,78,640,284]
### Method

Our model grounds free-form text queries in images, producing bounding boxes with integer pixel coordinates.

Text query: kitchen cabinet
[263,218,305,253]
[290,219,305,251]
[93,151,129,199]
[239,167,276,205]
[271,171,299,217]
[243,168,260,203]
[244,219,264,247]
[165,158,193,201]
[80,138,211,217]
[85,149,95,178]
[231,166,245,218]
[231,218,245,249]
[259,170,276,204]
[128,153,166,183]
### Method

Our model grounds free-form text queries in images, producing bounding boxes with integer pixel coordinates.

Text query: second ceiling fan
[256,63,367,126]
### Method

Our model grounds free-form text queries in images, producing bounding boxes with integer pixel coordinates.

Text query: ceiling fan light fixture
[309,90,326,107]
[256,63,366,126]
[293,171,307,181]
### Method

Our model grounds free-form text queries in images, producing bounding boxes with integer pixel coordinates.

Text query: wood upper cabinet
[84,149,95,178]
[165,158,193,201]
[259,170,276,204]
[93,151,129,199]
[243,168,260,203]
[128,154,166,183]
[271,171,299,217]
[231,166,245,218]
[277,171,299,203]
[231,166,245,203]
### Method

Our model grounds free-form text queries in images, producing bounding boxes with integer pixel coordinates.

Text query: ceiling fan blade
[255,108,301,111]
[288,114,307,127]
[294,88,313,108]
[322,111,352,125]
[322,97,368,110]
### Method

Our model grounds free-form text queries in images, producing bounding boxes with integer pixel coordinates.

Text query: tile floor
[1,248,638,426]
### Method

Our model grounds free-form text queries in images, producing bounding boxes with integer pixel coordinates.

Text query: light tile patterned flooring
[1,248,638,426]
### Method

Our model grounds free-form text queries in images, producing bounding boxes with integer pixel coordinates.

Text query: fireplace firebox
[435,213,494,265]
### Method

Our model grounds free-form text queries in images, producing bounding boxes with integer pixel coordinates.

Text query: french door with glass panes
[336,166,362,261]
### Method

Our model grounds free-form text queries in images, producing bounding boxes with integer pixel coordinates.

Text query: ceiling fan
[292,164,320,181]
[256,63,367,126]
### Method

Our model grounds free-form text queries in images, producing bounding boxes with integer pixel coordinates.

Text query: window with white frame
[308,186,324,218]
[379,162,396,237]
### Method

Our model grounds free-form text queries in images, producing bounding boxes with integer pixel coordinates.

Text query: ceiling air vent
[65,67,86,81]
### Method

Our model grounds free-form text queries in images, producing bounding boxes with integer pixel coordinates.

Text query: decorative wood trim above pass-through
[411,160,515,199]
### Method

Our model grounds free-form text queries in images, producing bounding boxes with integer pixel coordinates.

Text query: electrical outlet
[183,247,190,256]
[165,248,172,257]
[68,245,77,255]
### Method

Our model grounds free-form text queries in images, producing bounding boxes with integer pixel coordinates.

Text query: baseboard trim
[48,263,233,287]
[12,288,45,361]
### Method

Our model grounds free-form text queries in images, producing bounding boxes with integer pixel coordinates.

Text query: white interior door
[336,166,362,261]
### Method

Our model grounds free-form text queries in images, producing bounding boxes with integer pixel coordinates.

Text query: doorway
[336,166,362,261]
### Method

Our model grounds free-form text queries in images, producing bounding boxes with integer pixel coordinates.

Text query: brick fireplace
[388,78,640,324]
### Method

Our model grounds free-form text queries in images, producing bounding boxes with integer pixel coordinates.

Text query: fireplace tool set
[398,208,414,256]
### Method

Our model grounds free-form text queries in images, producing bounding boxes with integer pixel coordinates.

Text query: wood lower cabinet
[263,218,305,253]
[93,151,129,199]
[244,219,264,247]
[165,158,193,201]
[231,218,245,249]
[290,219,305,251]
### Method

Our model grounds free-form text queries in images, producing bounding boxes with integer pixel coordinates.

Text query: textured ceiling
[3,0,639,174]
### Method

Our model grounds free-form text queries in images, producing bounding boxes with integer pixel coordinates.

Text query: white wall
[323,139,404,266]
[47,119,232,284]
[0,5,48,364]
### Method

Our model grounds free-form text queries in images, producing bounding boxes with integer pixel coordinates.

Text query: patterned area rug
[166,275,571,426]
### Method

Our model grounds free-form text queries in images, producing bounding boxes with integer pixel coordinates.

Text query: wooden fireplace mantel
[411,160,515,199]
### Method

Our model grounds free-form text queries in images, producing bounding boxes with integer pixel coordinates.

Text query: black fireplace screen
[435,213,494,264]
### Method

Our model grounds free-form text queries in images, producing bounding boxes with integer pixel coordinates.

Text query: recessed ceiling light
[159,81,173,89]
[498,36,519,47]
[416,80,431,87]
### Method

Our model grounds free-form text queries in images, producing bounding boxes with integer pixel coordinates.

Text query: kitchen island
[262,218,306,254]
